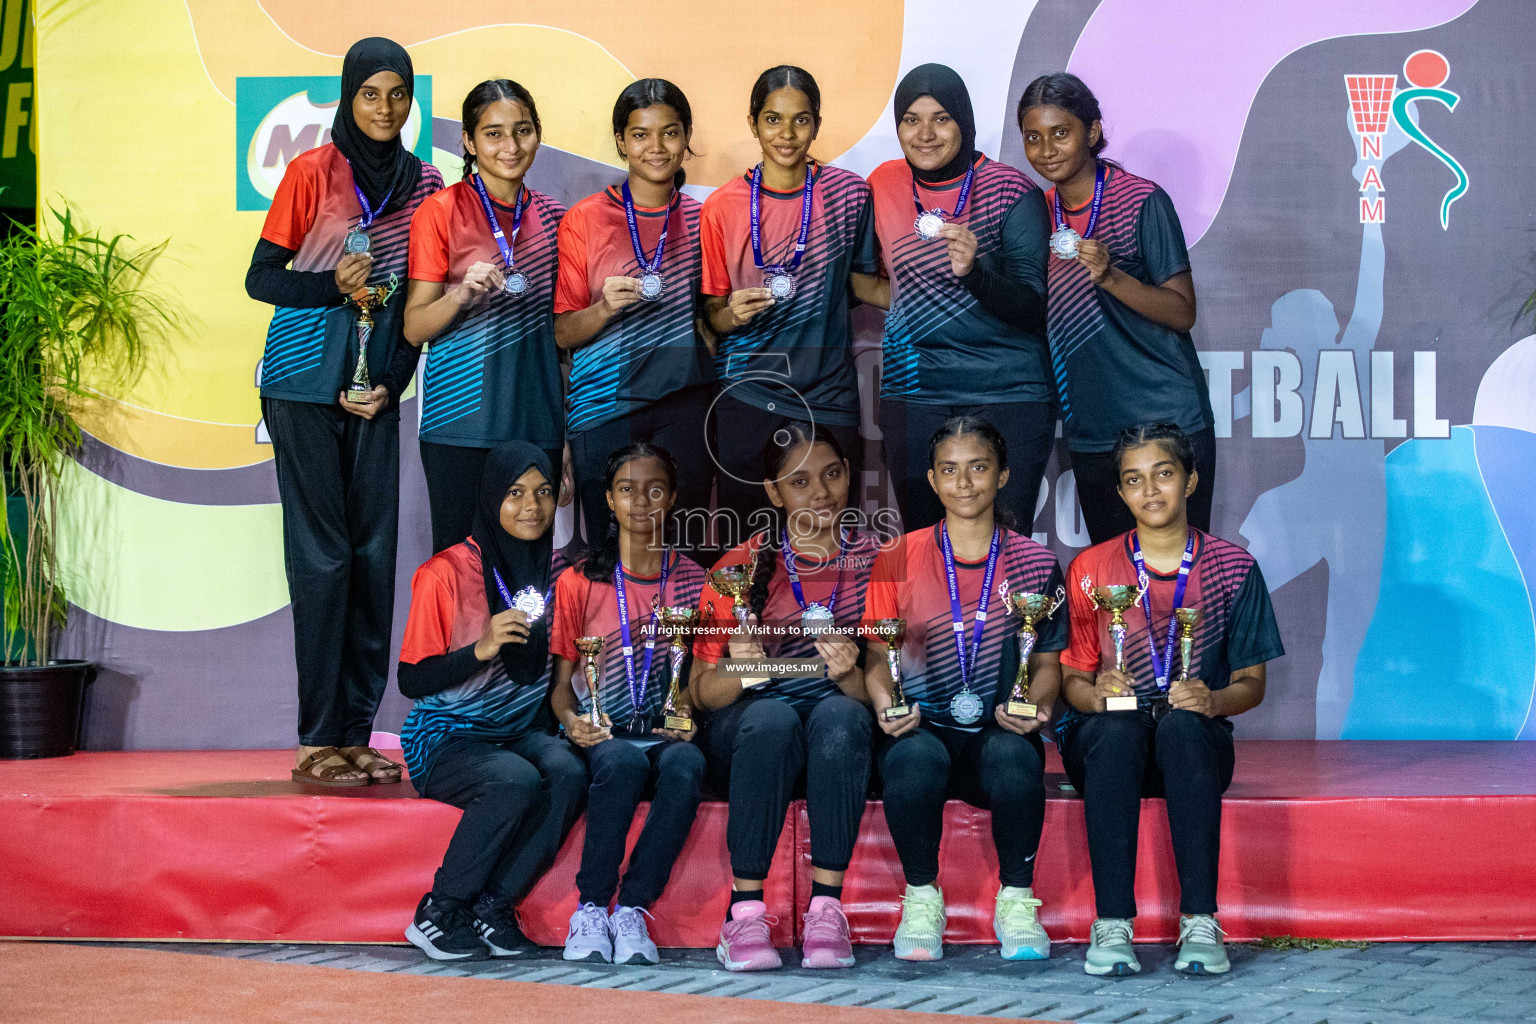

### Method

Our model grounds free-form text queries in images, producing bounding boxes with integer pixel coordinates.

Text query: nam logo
[234,76,433,212]
[1345,50,1467,229]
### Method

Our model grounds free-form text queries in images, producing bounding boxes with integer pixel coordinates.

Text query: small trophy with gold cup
[872,617,910,721]
[344,277,396,404]
[999,581,1066,719]
[656,604,699,733]
[707,563,756,627]
[1176,607,1202,683]
[1081,576,1149,712]
[575,635,606,729]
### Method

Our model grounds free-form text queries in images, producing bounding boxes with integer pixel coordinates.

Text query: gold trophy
[574,635,606,729]
[345,283,391,404]
[707,563,756,626]
[1081,576,1149,712]
[999,581,1066,718]
[1176,607,1203,683]
[872,618,910,721]
[656,604,698,732]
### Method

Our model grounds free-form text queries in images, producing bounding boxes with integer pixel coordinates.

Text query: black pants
[420,441,564,555]
[1069,425,1217,546]
[263,397,398,748]
[568,387,715,549]
[418,732,589,905]
[1060,709,1235,919]
[702,694,873,880]
[575,737,706,908]
[878,723,1046,888]
[708,394,862,551]
[880,399,1054,533]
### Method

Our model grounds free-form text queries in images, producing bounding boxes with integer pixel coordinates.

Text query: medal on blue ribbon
[912,161,975,241]
[344,178,393,257]
[470,173,530,296]
[751,163,815,303]
[614,553,671,733]
[1050,161,1106,261]
[622,181,675,303]
[781,528,847,637]
[492,568,550,623]
[939,523,1001,726]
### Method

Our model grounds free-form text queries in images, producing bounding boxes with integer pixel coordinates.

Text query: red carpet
[3,741,1534,945]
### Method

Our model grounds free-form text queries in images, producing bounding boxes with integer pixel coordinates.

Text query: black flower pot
[0,660,95,759]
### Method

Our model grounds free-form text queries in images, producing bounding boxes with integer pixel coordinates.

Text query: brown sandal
[291,746,371,787]
[339,745,405,784]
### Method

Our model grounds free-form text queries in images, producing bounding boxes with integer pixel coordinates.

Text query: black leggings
[574,737,706,908]
[702,694,873,880]
[418,732,589,906]
[877,723,1046,888]
[1060,709,1235,919]
[1069,425,1217,546]
[420,441,564,554]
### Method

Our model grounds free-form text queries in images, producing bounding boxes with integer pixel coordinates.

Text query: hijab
[471,442,556,685]
[332,37,423,218]
[893,63,978,184]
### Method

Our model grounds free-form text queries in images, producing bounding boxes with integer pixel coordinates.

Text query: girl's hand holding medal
[459,260,505,302]
[600,276,645,315]
[1076,238,1113,285]
[335,252,373,294]
[934,221,978,278]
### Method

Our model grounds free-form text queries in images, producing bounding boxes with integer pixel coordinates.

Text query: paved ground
[84,939,1536,1023]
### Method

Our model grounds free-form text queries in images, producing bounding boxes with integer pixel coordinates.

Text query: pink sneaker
[716,899,783,971]
[800,896,856,969]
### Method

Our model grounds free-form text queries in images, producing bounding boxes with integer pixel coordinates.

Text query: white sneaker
[562,902,613,963]
[611,905,659,965]
[893,884,946,961]
[994,886,1050,960]
[1085,917,1140,976]
[1175,914,1229,974]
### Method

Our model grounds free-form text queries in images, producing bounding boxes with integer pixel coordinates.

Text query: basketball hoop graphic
[1345,74,1396,154]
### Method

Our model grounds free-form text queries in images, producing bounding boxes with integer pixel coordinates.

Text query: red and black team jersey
[694,532,880,709]
[550,554,709,728]
[1043,166,1214,453]
[408,180,565,450]
[555,187,713,433]
[398,541,572,787]
[700,163,878,427]
[868,155,1052,405]
[1057,529,1284,740]
[259,143,443,404]
[866,526,1067,732]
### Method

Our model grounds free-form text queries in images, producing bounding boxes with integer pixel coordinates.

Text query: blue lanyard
[1052,162,1106,238]
[350,181,393,233]
[750,163,815,273]
[470,173,526,273]
[490,567,551,616]
[780,528,848,614]
[1129,530,1195,691]
[939,523,1001,693]
[910,160,976,221]
[621,181,675,276]
[613,553,671,719]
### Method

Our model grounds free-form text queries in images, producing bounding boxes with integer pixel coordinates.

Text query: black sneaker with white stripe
[405,894,490,961]
[473,892,538,958]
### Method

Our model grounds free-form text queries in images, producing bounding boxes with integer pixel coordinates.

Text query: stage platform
[4,742,1534,947]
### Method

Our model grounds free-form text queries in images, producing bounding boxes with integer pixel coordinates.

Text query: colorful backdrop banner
[37,0,1536,747]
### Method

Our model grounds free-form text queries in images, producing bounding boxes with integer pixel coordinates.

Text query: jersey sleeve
[863,545,903,627]
[407,195,452,283]
[553,203,593,315]
[550,566,587,663]
[259,156,321,251]
[1137,187,1192,286]
[849,182,880,275]
[1223,562,1285,672]
[1060,554,1103,673]
[399,559,458,665]
[692,576,736,664]
[1034,562,1071,653]
[998,188,1049,298]
[699,196,733,297]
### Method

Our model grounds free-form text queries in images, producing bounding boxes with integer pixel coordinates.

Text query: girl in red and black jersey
[556,80,715,547]
[245,38,444,788]
[1017,74,1215,544]
[866,417,1068,963]
[692,422,877,972]
[699,66,883,536]
[405,80,566,553]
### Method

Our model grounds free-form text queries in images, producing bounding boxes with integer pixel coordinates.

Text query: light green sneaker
[892,884,946,961]
[1085,917,1140,976]
[994,886,1050,960]
[1175,914,1229,974]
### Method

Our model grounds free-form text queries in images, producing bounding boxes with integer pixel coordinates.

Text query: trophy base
[1006,701,1038,719]
[883,704,911,721]
[345,387,374,404]
[663,715,694,733]
[1105,695,1140,712]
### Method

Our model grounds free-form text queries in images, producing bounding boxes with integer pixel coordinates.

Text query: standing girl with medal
[1057,423,1282,977]
[868,64,1054,532]
[865,417,1068,962]
[699,66,884,534]
[549,443,709,965]
[1016,73,1215,545]
[397,442,588,961]
[690,423,877,972]
[556,79,715,546]
[246,38,443,788]
[405,80,566,553]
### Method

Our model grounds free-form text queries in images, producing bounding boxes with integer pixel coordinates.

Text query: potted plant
[1,208,174,758]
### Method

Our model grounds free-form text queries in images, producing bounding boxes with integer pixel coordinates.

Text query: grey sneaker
[994,886,1050,960]
[611,905,659,965]
[893,884,946,961]
[562,902,613,963]
[1175,914,1229,974]
[1085,917,1140,976]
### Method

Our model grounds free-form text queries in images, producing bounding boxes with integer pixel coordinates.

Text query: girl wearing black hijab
[867,63,1055,533]
[247,38,445,787]
[398,442,589,961]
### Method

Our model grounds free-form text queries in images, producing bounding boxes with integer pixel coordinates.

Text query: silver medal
[914,211,946,240]
[638,272,664,301]
[800,602,835,637]
[512,585,546,622]
[343,229,371,256]
[765,271,796,302]
[504,271,530,296]
[949,689,985,725]
[1049,227,1082,260]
